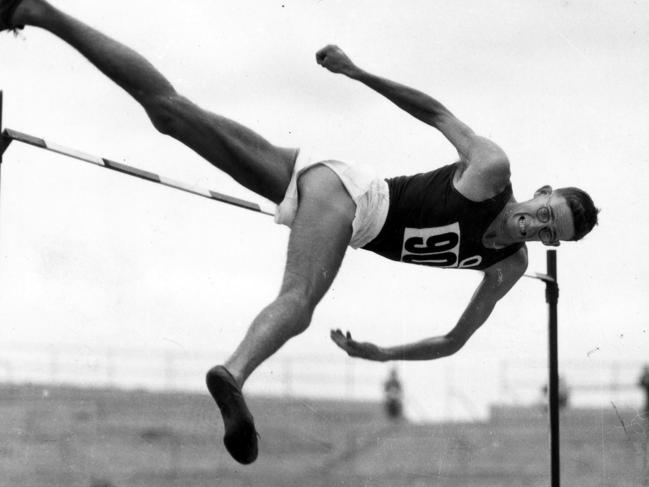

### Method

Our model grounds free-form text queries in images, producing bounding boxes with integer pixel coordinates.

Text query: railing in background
[499,357,645,408]
[0,343,645,421]
[0,342,386,401]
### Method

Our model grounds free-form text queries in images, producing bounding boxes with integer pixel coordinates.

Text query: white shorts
[274,149,389,249]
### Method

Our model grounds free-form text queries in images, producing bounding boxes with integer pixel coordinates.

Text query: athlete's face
[506,186,575,246]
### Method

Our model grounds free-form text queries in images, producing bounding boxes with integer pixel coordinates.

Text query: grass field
[0,383,646,486]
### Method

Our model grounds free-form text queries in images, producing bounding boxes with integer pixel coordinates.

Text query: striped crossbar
[0,128,275,216]
[523,272,555,283]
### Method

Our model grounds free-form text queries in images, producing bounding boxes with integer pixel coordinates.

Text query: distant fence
[499,358,646,408]
[0,343,646,421]
[0,342,387,400]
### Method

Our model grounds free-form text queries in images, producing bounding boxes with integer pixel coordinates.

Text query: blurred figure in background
[384,367,404,421]
[558,376,570,410]
[541,375,570,411]
[639,365,649,419]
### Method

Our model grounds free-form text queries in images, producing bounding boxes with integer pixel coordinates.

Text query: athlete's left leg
[207,164,356,464]
[5,0,296,203]
[225,165,355,384]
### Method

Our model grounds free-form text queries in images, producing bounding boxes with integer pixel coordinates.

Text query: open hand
[330,329,387,361]
[315,45,358,76]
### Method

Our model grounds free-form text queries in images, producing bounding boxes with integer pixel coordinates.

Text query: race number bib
[401,223,482,268]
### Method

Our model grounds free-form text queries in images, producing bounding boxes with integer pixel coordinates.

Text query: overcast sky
[1,0,647,419]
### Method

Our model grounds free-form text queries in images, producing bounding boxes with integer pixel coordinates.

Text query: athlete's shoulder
[510,244,528,268]
[454,137,511,201]
[466,136,510,175]
[468,136,509,162]
[480,246,528,298]
[487,245,528,278]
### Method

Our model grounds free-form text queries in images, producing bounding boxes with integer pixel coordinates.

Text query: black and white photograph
[0,1,647,485]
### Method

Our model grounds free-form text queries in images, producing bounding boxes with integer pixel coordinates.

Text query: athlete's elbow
[444,333,468,356]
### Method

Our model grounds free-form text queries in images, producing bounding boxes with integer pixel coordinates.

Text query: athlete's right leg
[207,165,356,464]
[7,0,295,203]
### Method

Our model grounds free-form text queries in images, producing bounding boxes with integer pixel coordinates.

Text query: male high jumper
[1,0,598,464]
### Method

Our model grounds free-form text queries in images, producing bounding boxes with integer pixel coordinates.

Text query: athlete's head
[505,185,599,246]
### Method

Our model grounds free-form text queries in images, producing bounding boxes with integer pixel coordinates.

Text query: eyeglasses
[536,197,555,245]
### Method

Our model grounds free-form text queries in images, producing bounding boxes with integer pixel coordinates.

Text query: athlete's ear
[534,185,553,198]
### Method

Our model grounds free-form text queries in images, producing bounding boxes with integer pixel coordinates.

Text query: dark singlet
[362,162,523,271]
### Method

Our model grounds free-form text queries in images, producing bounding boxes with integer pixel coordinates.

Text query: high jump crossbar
[0,92,274,217]
[524,250,561,487]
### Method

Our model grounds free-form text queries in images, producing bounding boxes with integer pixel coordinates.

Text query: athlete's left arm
[315,44,508,170]
[331,247,528,361]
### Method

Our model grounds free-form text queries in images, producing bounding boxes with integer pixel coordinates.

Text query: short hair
[554,187,599,241]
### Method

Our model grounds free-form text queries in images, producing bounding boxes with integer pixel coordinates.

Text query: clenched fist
[315,45,359,77]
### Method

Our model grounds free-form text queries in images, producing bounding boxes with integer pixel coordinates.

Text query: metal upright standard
[546,250,560,487]
[525,249,560,486]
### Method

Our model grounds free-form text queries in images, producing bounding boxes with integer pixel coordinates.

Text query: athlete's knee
[144,93,193,136]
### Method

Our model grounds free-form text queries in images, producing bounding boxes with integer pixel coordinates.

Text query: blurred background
[0,346,647,486]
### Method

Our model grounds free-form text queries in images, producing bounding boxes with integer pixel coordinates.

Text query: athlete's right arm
[316,44,496,162]
[330,247,528,362]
